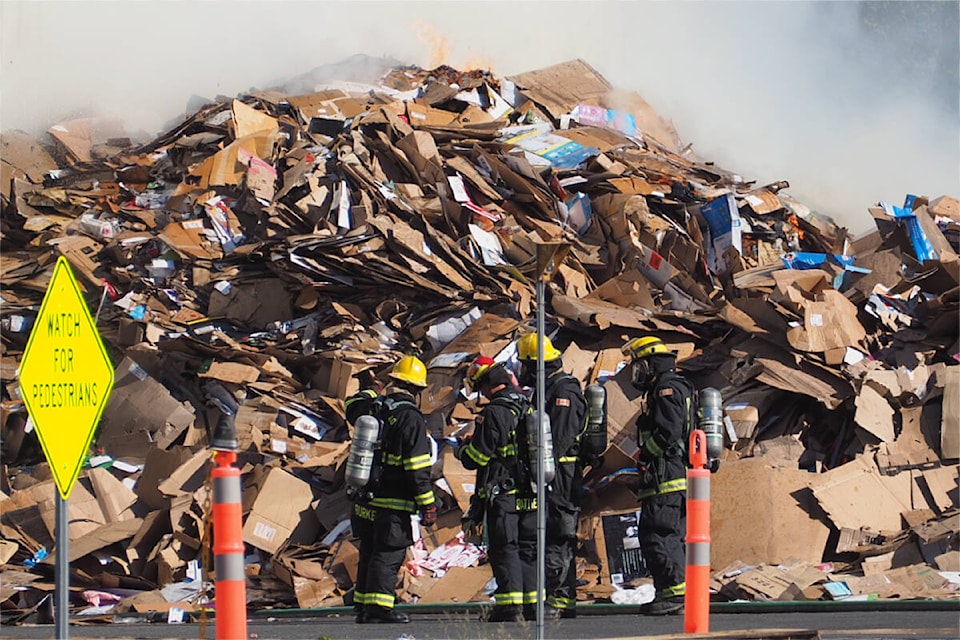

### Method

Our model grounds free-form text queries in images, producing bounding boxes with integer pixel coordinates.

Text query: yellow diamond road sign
[18,257,115,499]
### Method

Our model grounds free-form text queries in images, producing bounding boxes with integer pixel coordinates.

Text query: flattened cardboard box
[27,479,105,542]
[603,365,643,456]
[939,365,960,460]
[98,357,195,459]
[810,456,914,532]
[311,357,366,400]
[712,457,831,569]
[415,565,492,604]
[242,467,318,555]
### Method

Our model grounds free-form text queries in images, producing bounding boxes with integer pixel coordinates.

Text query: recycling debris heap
[1,58,958,619]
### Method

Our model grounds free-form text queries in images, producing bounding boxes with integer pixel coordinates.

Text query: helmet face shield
[631,358,653,390]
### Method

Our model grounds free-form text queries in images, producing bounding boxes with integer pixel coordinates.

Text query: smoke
[2,1,956,235]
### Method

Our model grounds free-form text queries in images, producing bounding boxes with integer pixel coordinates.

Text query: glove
[419,506,437,528]
[461,518,483,545]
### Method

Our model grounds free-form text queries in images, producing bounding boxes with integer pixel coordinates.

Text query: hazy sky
[2,1,957,235]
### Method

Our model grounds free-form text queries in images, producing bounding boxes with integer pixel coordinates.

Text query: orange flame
[412,20,450,69]
[410,20,496,74]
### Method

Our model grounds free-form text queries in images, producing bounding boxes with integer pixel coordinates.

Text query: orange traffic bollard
[684,429,710,634]
[212,449,247,640]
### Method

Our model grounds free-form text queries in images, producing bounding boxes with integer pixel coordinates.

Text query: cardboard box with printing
[242,467,319,555]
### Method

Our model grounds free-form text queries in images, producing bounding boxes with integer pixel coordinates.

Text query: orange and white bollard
[684,429,710,634]
[212,449,247,640]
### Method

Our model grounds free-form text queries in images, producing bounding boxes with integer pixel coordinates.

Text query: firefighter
[344,372,381,623]
[516,332,586,620]
[358,355,436,624]
[456,356,536,623]
[621,336,694,616]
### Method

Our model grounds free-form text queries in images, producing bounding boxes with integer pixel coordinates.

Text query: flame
[410,20,496,74]
[461,55,496,74]
[412,19,450,69]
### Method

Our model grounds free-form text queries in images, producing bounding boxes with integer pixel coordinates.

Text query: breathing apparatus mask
[621,336,672,392]
[631,357,655,391]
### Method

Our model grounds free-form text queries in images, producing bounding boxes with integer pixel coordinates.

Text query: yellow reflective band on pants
[546,595,574,609]
[494,591,522,606]
[658,582,686,599]
[366,592,395,608]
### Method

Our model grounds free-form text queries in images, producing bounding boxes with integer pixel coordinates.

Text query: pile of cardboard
[1,58,957,620]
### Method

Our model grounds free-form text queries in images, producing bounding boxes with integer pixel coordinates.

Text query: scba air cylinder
[527,410,555,490]
[582,383,608,458]
[697,387,724,471]
[345,414,380,489]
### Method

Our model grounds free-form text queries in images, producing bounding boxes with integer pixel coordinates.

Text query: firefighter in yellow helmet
[621,336,695,616]
[355,355,436,624]
[516,332,586,620]
[343,370,382,622]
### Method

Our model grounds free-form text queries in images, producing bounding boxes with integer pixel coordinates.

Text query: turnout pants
[545,502,579,611]
[639,491,686,597]
[487,493,538,608]
[364,508,413,610]
[350,501,377,607]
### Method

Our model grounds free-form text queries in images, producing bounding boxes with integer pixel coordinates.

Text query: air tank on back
[697,387,723,472]
[345,414,381,489]
[526,409,555,491]
[582,383,608,458]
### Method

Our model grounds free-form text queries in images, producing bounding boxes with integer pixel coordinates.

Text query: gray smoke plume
[2,1,956,234]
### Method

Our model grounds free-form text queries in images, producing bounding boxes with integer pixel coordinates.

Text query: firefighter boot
[642,596,684,616]
[546,605,576,619]
[483,605,525,623]
[360,605,411,623]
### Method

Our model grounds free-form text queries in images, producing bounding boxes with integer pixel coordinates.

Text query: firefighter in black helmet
[456,356,536,623]
[516,332,586,620]
[622,336,695,616]
[357,356,436,624]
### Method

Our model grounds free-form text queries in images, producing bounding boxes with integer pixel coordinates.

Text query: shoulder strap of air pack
[658,372,697,464]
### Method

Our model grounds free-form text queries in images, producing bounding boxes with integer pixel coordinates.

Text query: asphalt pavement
[1,601,958,640]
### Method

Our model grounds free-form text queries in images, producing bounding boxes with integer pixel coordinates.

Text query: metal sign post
[535,275,547,640]
[55,495,69,638]
[17,257,116,638]
[533,242,568,640]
